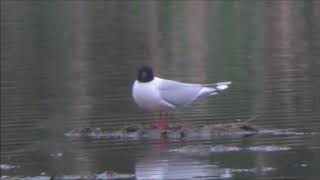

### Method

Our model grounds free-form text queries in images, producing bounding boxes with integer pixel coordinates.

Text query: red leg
[156,112,169,129]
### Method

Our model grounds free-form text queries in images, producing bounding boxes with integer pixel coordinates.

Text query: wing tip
[216,81,232,91]
[218,81,232,85]
[217,85,229,91]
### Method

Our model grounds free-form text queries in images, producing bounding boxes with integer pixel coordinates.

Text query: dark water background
[1,1,320,179]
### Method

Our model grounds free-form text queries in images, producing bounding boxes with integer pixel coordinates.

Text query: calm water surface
[1,1,320,179]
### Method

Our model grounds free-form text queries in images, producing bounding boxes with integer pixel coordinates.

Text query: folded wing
[158,79,201,107]
[158,79,231,108]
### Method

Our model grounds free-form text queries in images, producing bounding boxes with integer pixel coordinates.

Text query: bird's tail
[203,81,232,96]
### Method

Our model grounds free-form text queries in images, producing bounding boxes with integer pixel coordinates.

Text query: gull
[132,65,231,129]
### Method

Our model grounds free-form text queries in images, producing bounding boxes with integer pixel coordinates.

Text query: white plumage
[132,65,231,129]
[132,77,231,112]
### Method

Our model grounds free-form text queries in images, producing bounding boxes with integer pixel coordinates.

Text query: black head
[137,65,154,82]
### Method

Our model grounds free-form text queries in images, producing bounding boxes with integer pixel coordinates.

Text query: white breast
[132,79,175,112]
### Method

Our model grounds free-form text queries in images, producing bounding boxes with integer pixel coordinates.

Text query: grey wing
[158,79,202,107]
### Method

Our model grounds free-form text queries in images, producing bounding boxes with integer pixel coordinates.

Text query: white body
[132,77,231,112]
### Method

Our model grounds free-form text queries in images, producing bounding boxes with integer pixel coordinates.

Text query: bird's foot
[156,122,169,130]
[148,123,169,130]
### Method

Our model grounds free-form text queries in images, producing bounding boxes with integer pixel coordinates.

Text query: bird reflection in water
[134,140,232,180]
